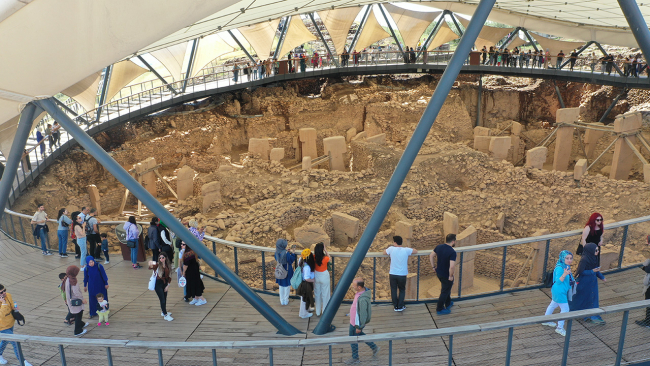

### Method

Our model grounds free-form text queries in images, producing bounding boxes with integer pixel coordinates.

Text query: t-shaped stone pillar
[583,122,606,159]
[248,138,270,160]
[452,225,477,292]
[177,165,195,200]
[87,185,101,215]
[525,147,547,169]
[202,181,222,214]
[489,136,511,159]
[270,148,285,162]
[135,157,157,198]
[322,136,347,171]
[332,212,360,247]
[610,112,643,180]
[395,221,413,247]
[553,108,580,171]
[529,229,550,283]
[443,212,458,239]
[299,128,318,160]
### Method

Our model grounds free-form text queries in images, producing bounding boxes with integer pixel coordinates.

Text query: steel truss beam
[54,98,87,125]
[137,56,178,95]
[313,0,497,335]
[94,65,112,125]
[33,98,301,336]
[417,11,448,59]
[594,42,624,76]
[228,30,256,63]
[348,5,371,53]
[559,41,594,69]
[273,17,290,60]
[449,13,464,37]
[522,29,540,52]
[182,38,199,93]
[308,13,339,67]
[599,89,628,123]
[378,4,406,58]
[499,27,522,50]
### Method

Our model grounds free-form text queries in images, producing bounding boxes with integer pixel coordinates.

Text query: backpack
[275,262,288,280]
[84,216,95,235]
[290,262,303,289]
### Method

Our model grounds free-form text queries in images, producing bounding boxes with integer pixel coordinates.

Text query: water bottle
[13,302,18,312]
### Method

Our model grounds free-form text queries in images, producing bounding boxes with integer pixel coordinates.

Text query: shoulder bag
[290,262,303,290]
[11,310,25,326]
[576,243,584,256]
[148,270,157,291]
[275,262,288,280]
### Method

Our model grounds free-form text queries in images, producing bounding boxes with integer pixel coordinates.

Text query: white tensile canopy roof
[0,0,647,157]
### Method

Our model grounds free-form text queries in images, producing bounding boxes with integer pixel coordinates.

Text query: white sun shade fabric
[239,19,281,60]
[383,4,440,50]
[457,18,513,51]
[508,36,527,50]
[191,34,236,77]
[532,33,586,57]
[278,15,318,58]
[354,7,390,52]
[150,42,189,81]
[317,7,361,55]
[107,61,149,103]
[427,22,460,51]
[61,72,102,113]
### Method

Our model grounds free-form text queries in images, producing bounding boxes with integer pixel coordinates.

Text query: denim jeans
[0,327,21,361]
[37,226,48,252]
[128,240,137,264]
[349,325,377,359]
[57,229,68,255]
[77,237,87,267]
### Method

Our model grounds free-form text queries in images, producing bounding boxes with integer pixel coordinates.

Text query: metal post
[618,0,650,67]
[447,335,454,366]
[560,41,594,69]
[308,13,340,67]
[34,98,300,335]
[269,348,274,366]
[542,239,551,278]
[372,257,376,301]
[19,216,26,242]
[95,65,112,124]
[212,349,217,366]
[416,256,421,300]
[457,252,464,297]
[378,4,406,58]
[228,30,256,64]
[500,246,507,291]
[9,213,16,238]
[137,56,177,94]
[599,89,628,123]
[107,347,114,366]
[313,0,496,335]
[273,17,291,60]
[182,38,199,93]
[329,345,333,366]
[618,225,629,268]
[59,345,67,366]
[561,319,573,365]
[16,342,25,366]
[262,251,267,290]
[158,349,164,366]
[554,81,565,108]
[234,247,239,275]
[213,241,216,254]
[615,310,630,366]
[331,256,335,289]
[476,75,483,127]
[505,327,514,366]
[0,104,38,223]
[449,13,465,37]
[349,5,371,53]
[389,340,393,366]
[522,29,539,52]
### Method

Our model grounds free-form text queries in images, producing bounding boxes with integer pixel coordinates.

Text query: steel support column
[349,5,371,53]
[618,0,650,66]
[182,38,199,93]
[560,41,594,69]
[599,89,628,123]
[308,13,339,67]
[476,75,483,127]
[499,27,521,50]
[137,56,178,95]
[273,17,290,60]
[554,81,565,108]
[522,29,539,52]
[54,98,87,125]
[94,65,112,124]
[228,30,256,63]
[378,4,406,58]
[595,42,624,76]
[34,98,300,336]
[417,11,447,59]
[313,0,496,335]
[0,103,39,223]
[449,13,465,37]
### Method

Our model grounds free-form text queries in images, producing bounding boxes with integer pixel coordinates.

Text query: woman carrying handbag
[63,266,89,337]
[274,239,296,306]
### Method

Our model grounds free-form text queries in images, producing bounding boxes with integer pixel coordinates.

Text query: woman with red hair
[578,213,604,260]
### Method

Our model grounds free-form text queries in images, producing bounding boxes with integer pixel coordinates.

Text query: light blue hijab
[556,250,572,270]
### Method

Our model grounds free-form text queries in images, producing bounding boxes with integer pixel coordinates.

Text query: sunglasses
[0,290,5,294]
[596,219,602,222]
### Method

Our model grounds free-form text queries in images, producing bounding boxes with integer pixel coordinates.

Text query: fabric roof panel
[383,4,441,50]
[427,22,460,51]
[61,72,102,113]
[239,18,281,59]
[354,6,390,52]
[150,42,190,81]
[278,15,317,58]
[317,7,360,55]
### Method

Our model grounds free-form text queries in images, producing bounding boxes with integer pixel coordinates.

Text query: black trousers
[154,278,168,315]
[644,287,650,322]
[73,310,84,335]
[73,239,80,257]
[88,234,102,259]
[437,275,454,312]
[389,274,407,309]
[152,248,160,262]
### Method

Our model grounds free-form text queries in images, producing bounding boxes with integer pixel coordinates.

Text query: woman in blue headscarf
[569,243,606,324]
[274,239,296,306]
[542,250,574,336]
[83,256,109,319]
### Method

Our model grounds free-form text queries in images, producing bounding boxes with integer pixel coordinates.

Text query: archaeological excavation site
[11,74,650,299]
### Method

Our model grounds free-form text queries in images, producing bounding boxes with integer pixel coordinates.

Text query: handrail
[0,299,648,347]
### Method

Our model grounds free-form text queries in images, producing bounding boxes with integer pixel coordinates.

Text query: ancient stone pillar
[489,136,511,159]
[452,225,477,292]
[366,133,386,145]
[443,212,458,239]
[395,221,413,247]
[270,148,285,162]
[177,165,195,200]
[529,229,550,283]
[583,123,605,159]
[573,159,587,180]
[405,273,418,300]
[496,212,505,233]
[331,212,360,247]
[299,128,318,159]
[322,136,347,171]
[525,147,547,169]
[553,108,580,171]
[301,156,311,171]
[248,138,270,160]
[135,157,157,198]
[610,112,643,180]
[87,185,101,215]
[644,164,650,184]
[474,136,492,154]
[346,128,357,142]
[201,181,221,214]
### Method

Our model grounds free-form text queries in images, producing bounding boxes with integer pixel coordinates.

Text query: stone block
[135,157,158,198]
[87,185,101,215]
[556,107,580,123]
[645,164,650,184]
[352,131,367,141]
[474,136,492,153]
[323,136,347,171]
[366,133,386,145]
[177,165,195,200]
[443,212,458,239]
[496,212,505,233]
[474,126,491,137]
[299,128,318,159]
[452,225,477,291]
[270,148,284,162]
[248,138,270,160]
[201,181,221,214]
[599,249,619,271]
[332,212,359,246]
[405,273,418,300]
[584,123,605,159]
[610,136,637,180]
[294,224,330,247]
[511,122,522,135]
[574,159,587,180]
[489,136,511,159]
[613,111,643,133]
[301,156,311,171]
[218,165,233,172]
[553,126,573,171]
[530,229,550,283]
[346,128,357,142]
[395,221,413,247]
[510,135,523,163]
[525,146,547,169]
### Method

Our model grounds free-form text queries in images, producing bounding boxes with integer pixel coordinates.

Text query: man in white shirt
[384,236,418,312]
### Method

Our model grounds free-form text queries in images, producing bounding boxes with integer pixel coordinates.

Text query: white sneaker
[0,355,7,364]
[555,328,566,336]
[300,313,313,319]
[542,322,556,328]
[164,314,174,321]
[45,252,52,256]
[189,299,197,305]
[23,361,33,366]
[161,312,172,317]
[74,329,87,337]
[104,261,109,264]
[84,322,89,328]
[80,267,85,271]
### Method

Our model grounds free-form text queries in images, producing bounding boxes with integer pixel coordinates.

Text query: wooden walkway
[0,233,648,366]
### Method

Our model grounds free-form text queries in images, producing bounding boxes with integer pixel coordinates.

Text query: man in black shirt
[430,234,457,315]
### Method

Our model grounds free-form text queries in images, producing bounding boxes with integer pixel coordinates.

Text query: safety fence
[0,298,648,366]
[3,208,649,303]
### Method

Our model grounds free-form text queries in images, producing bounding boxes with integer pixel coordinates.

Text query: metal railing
[3,207,649,303]
[0,298,648,366]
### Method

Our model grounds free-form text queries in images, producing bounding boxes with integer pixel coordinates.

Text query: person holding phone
[569,243,606,324]
[274,239,296,306]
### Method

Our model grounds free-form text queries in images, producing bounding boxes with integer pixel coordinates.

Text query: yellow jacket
[0,293,14,331]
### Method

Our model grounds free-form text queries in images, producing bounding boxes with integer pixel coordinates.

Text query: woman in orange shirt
[313,243,331,316]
